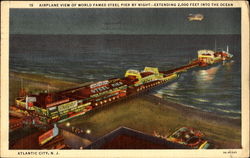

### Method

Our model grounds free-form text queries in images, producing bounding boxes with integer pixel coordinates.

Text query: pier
[10,48,233,127]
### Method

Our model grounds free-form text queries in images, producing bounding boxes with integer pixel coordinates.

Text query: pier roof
[85,127,190,149]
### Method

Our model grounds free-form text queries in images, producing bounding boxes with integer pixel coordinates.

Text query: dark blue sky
[10,8,240,35]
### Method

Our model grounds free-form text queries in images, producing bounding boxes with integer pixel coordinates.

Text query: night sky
[10,8,240,35]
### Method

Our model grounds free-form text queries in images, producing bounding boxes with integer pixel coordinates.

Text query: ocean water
[10,35,241,118]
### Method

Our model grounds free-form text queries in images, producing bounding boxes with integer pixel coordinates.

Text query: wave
[209,107,241,115]
[214,102,234,107]
[193,98,210,103]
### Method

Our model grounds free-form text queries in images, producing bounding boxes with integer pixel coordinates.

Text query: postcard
[1,1,249,157]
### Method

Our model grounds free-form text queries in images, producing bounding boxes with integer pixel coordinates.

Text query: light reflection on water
[155,62,241,119]
[194,65,220,89]
[195,65,220,81]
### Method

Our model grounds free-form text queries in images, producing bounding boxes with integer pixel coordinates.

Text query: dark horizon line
[10,33,241,36]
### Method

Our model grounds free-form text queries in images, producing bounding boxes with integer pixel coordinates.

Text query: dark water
[10,34,241,118]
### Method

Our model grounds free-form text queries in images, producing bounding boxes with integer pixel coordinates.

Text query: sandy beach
[67,95,241,149]
[9,72,241,149]
[9,71,79,105]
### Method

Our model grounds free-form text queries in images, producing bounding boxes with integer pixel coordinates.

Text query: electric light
[66,122,70,127]
[86,129,91,134]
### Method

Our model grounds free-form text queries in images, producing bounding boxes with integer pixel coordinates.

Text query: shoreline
[146,94,241,127]
[10,71,79,87]
[66,94,241,149]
